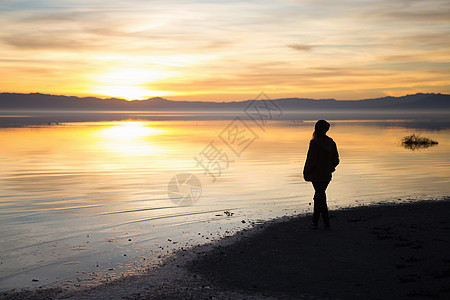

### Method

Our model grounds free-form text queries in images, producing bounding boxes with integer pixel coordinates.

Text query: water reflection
[401,142,439,151]
[0,119,449,290]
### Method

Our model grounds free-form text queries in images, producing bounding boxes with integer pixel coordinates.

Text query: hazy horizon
[1,91,448,102]
[1,91,448,103]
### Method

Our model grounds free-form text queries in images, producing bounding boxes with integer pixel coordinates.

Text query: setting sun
[91,85,170,100]
[89,68,176,100]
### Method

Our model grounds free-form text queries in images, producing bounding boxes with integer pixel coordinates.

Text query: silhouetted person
[303,120,339,229]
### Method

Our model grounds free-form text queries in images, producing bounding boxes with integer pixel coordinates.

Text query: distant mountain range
[0,92,449,111]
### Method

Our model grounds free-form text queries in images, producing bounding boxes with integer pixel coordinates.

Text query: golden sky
[1,0,449,101]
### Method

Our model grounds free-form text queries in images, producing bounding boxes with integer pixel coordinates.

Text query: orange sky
[1,0,449,101]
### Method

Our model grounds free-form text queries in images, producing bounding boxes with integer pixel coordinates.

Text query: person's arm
[303,141,317,180]
[331,142,340,171]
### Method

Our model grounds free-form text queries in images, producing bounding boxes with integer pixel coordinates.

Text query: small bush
[401,134,438,150]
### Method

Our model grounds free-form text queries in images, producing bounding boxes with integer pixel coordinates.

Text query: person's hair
[313,120,330,140]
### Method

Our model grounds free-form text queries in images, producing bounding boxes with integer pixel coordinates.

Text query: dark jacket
[303,136,339,182]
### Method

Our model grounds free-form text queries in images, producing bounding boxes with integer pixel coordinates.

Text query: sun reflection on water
[94,121,168,156]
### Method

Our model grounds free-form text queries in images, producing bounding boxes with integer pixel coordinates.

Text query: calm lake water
[0,113,449,290]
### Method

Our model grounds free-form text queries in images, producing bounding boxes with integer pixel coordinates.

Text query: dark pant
[312,181,330,226]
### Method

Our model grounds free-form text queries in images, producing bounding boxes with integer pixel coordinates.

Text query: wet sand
[3,199,450,299]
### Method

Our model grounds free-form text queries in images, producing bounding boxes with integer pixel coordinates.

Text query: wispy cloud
[287,44,316,52]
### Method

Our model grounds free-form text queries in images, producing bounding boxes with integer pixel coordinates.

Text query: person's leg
[312,181,330,227]
[312,181,323,226]
[319,181,330,226]
[311,186,320,227]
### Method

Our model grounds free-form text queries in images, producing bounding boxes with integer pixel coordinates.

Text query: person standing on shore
[303,120,340,229]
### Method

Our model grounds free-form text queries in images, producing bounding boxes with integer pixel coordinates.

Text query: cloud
[151,63,392,93]
[1,33,98,51]
[0,0,449,99]
[287,44,316,52]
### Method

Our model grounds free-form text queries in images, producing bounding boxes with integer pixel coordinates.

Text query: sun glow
[89,68,177,100]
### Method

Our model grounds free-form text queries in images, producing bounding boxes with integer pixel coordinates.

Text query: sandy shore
[2,199,450,299]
